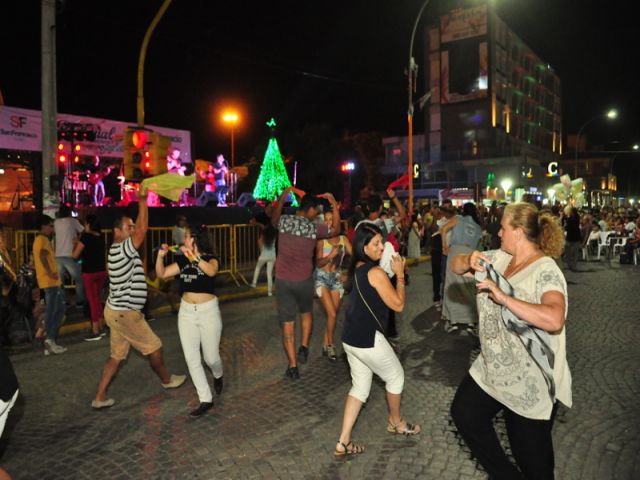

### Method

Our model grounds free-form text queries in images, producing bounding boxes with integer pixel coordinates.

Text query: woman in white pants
[334,223,420,458]
[156,225,223,417]
[250,223,277,295]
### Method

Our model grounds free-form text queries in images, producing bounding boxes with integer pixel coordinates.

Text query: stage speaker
[237,192,255,208]
[196,191,217,207]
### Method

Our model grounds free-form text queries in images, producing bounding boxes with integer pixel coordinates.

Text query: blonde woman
[450,202,571,479]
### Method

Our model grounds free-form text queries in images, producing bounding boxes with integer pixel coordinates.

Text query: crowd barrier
[7,219,350,290]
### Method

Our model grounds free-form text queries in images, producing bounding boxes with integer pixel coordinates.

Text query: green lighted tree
[253,118,297,205]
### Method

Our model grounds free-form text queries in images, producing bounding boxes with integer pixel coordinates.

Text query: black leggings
[451,374,558,480]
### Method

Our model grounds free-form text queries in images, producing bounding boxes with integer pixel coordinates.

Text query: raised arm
[156,244,180,279]
[270,186,294,227]
[318,192,341,238]
[368,257,406,312]
[387,189,406,223]
[132,187,148,249]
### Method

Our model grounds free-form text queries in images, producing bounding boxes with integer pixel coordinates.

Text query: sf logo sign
[10,116,27,128]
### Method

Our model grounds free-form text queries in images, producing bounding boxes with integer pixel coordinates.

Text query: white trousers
[343,331,404,403]
[0,390,18,437]
[178,298,223,403]
[251,256,275,293]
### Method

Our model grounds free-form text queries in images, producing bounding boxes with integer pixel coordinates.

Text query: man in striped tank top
[92,188,186,409]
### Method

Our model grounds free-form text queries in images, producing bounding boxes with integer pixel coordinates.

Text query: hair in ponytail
[504,203,565,258]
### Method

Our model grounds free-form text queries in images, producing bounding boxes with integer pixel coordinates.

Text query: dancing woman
[314,209,352,360]
[334,223,420,458]
[449,202,571,479]
[250,223,277,296]
[156,225,224,417]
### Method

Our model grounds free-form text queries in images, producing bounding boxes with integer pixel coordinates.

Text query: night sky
[2,0,639,186]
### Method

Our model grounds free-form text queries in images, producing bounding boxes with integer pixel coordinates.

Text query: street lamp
[501,179,513,202]
[222,111,239,169]
[407,0,431,216]
[574,108,618,179]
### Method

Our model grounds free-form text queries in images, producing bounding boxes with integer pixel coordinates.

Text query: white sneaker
[44,339,67,355]
[249,284,257,288]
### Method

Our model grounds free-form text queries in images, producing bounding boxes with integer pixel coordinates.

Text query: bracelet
[193,256,202,264]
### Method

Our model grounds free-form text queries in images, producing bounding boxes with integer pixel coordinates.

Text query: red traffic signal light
[58,154,66,163]
[132,130,147,149]
[74,144,81,152]
[57,143,64,151]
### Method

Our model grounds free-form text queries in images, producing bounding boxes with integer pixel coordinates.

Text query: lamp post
[222,111,239,169]
[407,0,431,216]
[574,108,617,179]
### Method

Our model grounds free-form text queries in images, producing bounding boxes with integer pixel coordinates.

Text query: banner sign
[440,5,488,43]
[0,106,192,162]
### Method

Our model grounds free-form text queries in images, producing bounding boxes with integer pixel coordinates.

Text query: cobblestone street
[2,260,639,479]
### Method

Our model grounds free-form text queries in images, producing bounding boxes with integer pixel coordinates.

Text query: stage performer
[92,185,186,410]
[213,154,228,207]
[200,164,216,192]
[270,187,340,380]
[89,156,111,206]
[167,148,188,205]
[156,225,223,417]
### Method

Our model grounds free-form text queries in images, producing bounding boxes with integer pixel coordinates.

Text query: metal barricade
[13,229,39,269]
[233,224,261,284]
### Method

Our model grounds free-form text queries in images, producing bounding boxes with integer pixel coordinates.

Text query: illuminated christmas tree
[253,118,297,205]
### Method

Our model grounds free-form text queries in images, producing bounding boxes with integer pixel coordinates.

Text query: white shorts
[343,331,404,403]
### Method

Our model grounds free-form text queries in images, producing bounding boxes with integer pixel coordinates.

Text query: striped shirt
[106,237,147,311]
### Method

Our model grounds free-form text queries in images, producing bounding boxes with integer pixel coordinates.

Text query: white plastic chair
[612,237,628,258]
[596,232,611,260]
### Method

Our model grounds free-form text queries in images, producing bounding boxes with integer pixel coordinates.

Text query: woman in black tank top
[334,223,421,458]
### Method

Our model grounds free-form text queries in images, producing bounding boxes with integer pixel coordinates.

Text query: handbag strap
[355,270,386,336]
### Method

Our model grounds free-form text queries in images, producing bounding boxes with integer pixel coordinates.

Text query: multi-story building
[384,2,562,204]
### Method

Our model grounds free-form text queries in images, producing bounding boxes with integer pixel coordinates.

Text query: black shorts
[275,277,314,324]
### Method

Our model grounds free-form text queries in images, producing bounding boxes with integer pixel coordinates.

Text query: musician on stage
[88,156,111,207]
[168,148,188,206]
[168,148,186,176]
[213,154,228,207]
[200,164,216,193]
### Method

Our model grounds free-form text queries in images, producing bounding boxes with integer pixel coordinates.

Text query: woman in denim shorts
[314,210,352,360]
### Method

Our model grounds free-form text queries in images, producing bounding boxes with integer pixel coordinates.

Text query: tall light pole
[222,111,239,169]
[407,0,431,216]
[574,108,617,179]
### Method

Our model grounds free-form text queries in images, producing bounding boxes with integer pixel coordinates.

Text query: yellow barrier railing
[9,220,356,290]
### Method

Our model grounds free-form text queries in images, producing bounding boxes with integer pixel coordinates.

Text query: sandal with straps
[334,440,365,458]
[387,418,421,436]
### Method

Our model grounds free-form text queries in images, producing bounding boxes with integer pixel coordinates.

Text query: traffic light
[147,132,171,177]
[123,127,148,181]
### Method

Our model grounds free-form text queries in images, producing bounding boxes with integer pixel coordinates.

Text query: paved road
[2,259,639,479]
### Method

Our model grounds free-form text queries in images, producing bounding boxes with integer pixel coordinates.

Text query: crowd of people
[1,186,639,479]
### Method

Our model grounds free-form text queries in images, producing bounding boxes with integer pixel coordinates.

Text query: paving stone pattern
[1,261,639,479]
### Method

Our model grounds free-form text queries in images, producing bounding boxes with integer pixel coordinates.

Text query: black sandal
[387,418,421,436]
[334,440,365,457]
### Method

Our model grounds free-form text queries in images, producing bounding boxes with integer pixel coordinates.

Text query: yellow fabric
[141,173,194,202]
[33,235,60,288]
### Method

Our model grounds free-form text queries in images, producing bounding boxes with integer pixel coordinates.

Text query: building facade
[384,2,563,203]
